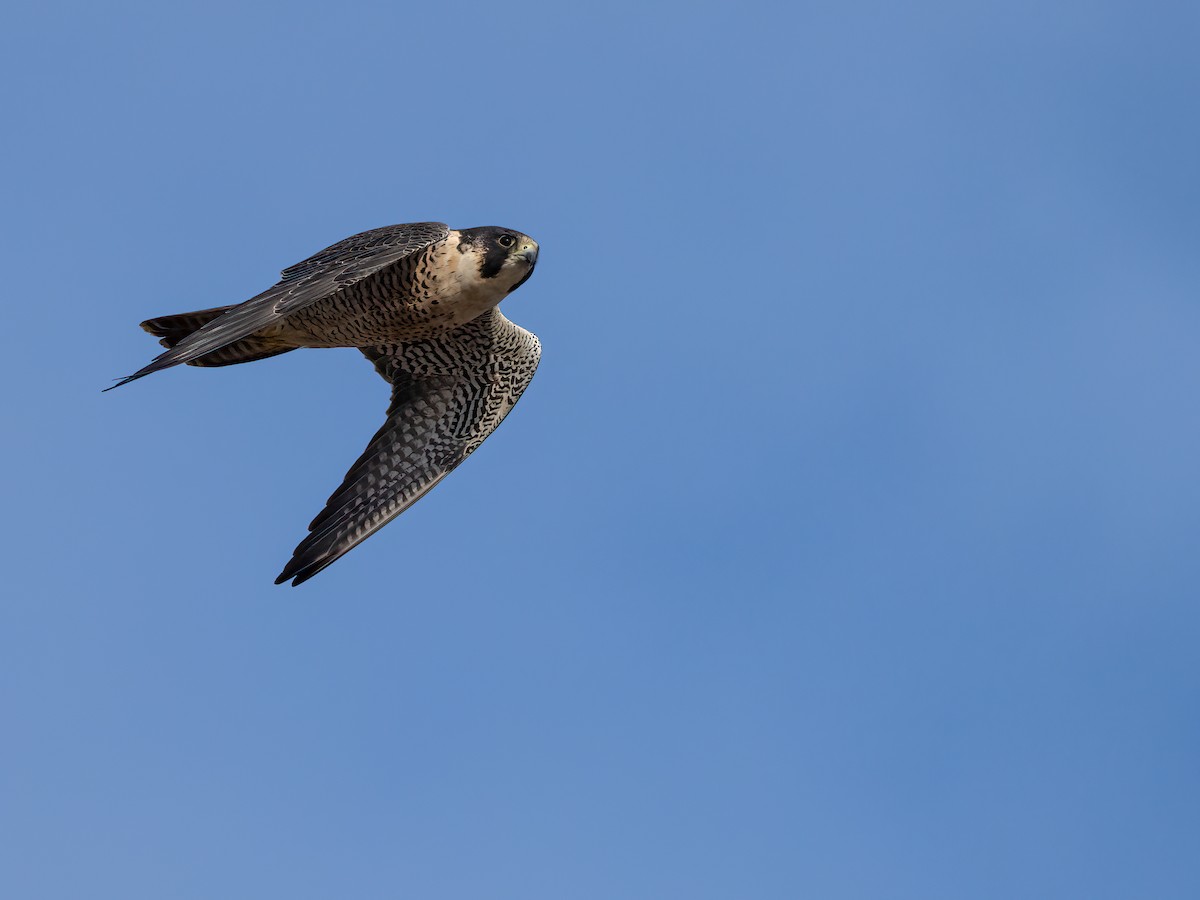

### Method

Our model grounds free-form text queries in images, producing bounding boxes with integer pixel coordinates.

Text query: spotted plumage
[108,222,542,585]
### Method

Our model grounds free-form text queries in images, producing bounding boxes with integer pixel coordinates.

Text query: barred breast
[284,231,519,347]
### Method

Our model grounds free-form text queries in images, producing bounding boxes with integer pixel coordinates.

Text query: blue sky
[3,1,1199,897]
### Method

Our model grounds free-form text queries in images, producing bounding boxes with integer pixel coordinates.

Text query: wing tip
[101,372,144,392]
[102,349,180,392]
[275,555,328,587]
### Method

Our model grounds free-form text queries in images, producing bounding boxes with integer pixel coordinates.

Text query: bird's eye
[497,234,515,248]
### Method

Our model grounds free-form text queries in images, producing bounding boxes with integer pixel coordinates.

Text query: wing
[106,222,450,390]
[275,308,541,586]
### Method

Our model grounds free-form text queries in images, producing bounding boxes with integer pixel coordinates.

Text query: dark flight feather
[275,308,540,586]
[105,222,449,391]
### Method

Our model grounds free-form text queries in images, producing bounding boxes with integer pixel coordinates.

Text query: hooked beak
[507,241,539,294]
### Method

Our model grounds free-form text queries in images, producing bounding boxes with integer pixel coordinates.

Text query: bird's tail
[140,306,298,367]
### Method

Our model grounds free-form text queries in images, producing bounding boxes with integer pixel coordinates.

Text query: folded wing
[107,222,450,390]
[275,308,541,586]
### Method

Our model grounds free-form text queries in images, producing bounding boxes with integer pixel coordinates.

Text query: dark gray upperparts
[106,222,451,390]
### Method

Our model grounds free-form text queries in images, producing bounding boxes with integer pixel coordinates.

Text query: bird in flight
[107,222,541,586]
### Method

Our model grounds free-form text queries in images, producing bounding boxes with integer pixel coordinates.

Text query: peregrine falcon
[107,222,541,586]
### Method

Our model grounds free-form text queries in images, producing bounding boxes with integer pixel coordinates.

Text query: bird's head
[456,226,539,295]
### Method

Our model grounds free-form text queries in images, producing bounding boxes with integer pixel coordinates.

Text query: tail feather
[141,306,234,347]
[138,306,298,369]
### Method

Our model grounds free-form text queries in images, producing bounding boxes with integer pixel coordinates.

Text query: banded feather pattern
[107,222,451,390]
[275,309,541,586]
[140,306,296,367]
[109,220,542,585]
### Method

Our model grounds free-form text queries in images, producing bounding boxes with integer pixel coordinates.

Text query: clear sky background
[3,1,1198,897]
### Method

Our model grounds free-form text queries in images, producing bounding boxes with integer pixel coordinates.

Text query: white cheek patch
[452,246,485,287]
[449,245,521,292]
[428,241,515,324]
